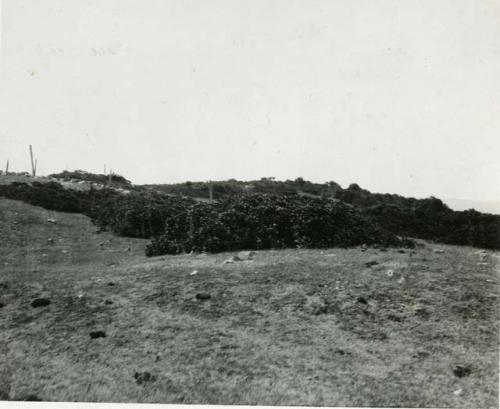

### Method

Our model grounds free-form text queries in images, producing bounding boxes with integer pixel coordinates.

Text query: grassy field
[0,197,498,407]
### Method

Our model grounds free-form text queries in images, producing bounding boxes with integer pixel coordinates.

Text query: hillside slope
[0,198,498,406]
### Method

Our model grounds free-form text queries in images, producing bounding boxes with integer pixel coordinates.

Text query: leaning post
[29,145,36,176]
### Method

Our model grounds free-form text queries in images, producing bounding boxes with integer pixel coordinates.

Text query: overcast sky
[1,0,499,201]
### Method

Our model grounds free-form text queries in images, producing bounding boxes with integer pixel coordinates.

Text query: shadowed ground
[0,198,498,407]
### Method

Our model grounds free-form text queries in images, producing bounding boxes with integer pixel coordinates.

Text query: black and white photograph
[0,1,499,408]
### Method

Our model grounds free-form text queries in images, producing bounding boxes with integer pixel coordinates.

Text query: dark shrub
[146,194,407,256]
[48,170,132,188]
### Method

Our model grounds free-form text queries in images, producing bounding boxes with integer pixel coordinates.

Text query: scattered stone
[0,302,4,308]
[23,394,42,401]
[47,238,54,244]
[433,249,445,254]
[306,298,328,315]
[361,244,368,252]
[190,270,198,276]
[453,388,463,396]
[222,259,234,265]
[397,249,406,254]
[134,371,157,385]
[365,261,378,268]
[397,276,405,284]
[125,247,131,252]
[107,282,115,286]
[387,314,403,322]
[31,298,51,308]
[356,296,368,305]
[42,253,48,258]
[478,262,489,266]
[89,331,106,339]
[453,365,472,378]
[62,250,68,254]
[195,293,211,300]
[335,349,346,355]
[47,218,57,224]
[104,300,113,305]
[415,306,430,319]
[237,251,255,261]
[220,344,239,350]
[412,351,430,359]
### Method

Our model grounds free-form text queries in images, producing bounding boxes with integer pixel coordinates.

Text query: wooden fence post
[208,181,213,203]
[29,145,36,176]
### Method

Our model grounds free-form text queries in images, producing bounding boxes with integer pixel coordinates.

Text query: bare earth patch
[0,198,498,407]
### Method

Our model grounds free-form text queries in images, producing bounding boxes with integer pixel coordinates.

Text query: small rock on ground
[195,293,211,300]
[89,331,106,339]
[22,394,42,401]
[31,298,51,308]
[236,251,256,261]
[453,365,472,378]
[134,371,157,385]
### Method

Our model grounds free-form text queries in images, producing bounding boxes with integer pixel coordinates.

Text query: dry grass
[0,198,498,407]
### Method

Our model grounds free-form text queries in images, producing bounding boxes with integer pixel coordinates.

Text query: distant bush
[1,177,498,252]
[0,181,84,213]
[48,170,132,188]
[362,198,500,249]
[0,181,194,239]
[145,194,408,256]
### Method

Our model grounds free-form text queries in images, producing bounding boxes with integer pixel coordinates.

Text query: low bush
[0,181,194,239]
[145,194,408,256]
[48,170,132,188]
[0,181,84,213]
[362,198,500,250]
[1,178,498,253]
